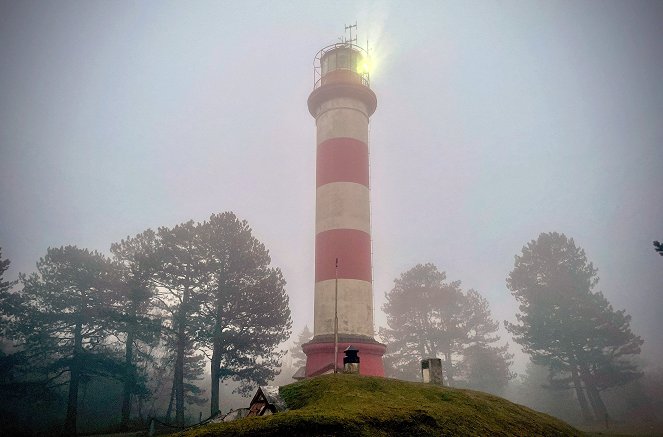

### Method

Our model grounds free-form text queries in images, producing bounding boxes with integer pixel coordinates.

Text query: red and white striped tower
[302,39,386,377]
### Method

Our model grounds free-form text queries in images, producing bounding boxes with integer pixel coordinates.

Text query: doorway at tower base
[302,335,386,377]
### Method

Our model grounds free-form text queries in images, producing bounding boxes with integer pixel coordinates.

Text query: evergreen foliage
[654,240,663,256]
[461,344,516,395]
[163,340,208,422]
[109,232,162,429]
[380,263,513,391]
[111,214,291,423]
[505,232,643,423]
[506,362,581,424]
[0,212,292,435]
[289,325,313,371]
[0,246,124,435]
[0,247,16,295]
[197,212,291,416]
[150,221,209,427]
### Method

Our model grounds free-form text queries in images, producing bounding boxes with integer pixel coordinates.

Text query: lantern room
[313,43,370,89]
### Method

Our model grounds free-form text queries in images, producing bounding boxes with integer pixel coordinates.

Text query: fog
[1,0,662,434]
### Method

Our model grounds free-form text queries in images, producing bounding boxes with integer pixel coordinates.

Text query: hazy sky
[1,1,662,369]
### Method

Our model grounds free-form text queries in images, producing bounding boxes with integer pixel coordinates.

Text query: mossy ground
[178,374,583,436]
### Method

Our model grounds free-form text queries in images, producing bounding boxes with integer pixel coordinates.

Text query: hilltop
[178,373,582,436]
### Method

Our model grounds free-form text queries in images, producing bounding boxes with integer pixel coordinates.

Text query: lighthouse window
[327,53,336,71]
[337,51,348,69]
[321,48,363,76]
[322,56,329,75]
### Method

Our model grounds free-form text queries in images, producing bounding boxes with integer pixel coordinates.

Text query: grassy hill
[178,373,583,436]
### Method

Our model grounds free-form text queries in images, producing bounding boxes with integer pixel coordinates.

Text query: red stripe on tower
[315,229,371,282]
[317,138,369,187]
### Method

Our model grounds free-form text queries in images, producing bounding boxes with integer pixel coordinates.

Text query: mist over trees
[289,325,312,372]
[506,362,581,424]
[1,249,64,435]
[376,237,660,430]
[506,232,643,423]
[1,247,124,436]
[0,212,291,436]
[196,212,291,416]
[1,225,661,436]
[108,234,161,429]
[265,325,312,387]
[380,263,514,394]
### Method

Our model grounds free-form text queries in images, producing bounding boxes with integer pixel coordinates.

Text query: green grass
[178,374,583,436]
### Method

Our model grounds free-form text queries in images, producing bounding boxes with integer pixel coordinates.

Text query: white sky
[1,0,662,370]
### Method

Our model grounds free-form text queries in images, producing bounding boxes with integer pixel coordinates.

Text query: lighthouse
[302,32,386,377]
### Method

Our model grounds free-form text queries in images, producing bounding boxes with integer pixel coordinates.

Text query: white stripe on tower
[316,98,369,145]
[314,279,373,336]
[316,183,370,235]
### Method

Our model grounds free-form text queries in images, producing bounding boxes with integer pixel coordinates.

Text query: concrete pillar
[421,358,444,386]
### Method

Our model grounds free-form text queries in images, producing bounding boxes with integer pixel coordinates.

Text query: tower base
[302,335,386,377]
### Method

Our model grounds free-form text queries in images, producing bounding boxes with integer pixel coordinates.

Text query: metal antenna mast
[334,257,339,373]
[344,22,357,44]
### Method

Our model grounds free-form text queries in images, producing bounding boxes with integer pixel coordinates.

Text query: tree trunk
[444,351,453,386]
[165,377,176,422]
[175,327,185,426]
[138,396,144,422]
[417,340,427,381]
[570,366,594,423]
[63,321,83,436]
[121,327,135,428]
[580,365,609,425]
[210,340,221,416]
[175,288,188,427]
[586,386,609,427]
[121,302,137,429]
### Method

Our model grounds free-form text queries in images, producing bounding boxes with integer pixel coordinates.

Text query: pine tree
[197,212,291,416]
[110,231,162,429]
[506,232,643,423]
[380,264,509,385]
[380,264,462,381]
[110,214,291,420]
[151,221,207,427]
[507,362,581,424]
[461,344,515,395]
[0,246,123,436]
[290,325,313,371]
[0,247,16,295]
[163,339,207,423]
